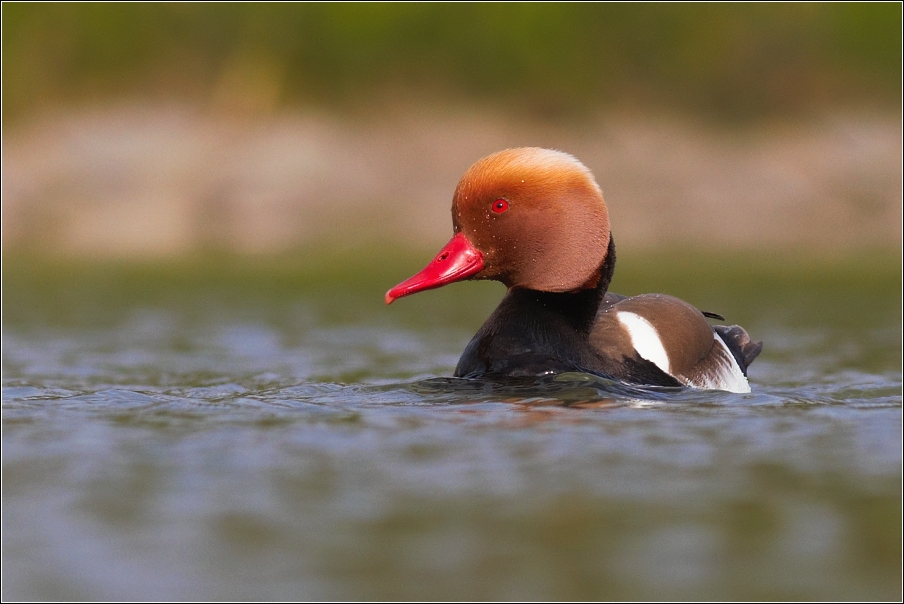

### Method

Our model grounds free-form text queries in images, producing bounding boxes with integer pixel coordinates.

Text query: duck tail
[714,325,763,376]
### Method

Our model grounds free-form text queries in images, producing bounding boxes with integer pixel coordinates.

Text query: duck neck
[514,234,615,335]
[595,233,617,304]
[454,236,617,378]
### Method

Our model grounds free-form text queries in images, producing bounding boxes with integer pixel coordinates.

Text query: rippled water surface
[3,254,901,600]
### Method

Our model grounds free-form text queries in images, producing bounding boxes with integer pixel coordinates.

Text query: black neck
[508,234,616,334]
[454,236,617,378]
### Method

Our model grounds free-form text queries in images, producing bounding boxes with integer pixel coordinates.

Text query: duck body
[387,148,761,393]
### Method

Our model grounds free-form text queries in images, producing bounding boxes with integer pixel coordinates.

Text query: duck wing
[589,293,755,393]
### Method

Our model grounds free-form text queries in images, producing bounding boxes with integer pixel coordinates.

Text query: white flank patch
[710,334,751,393]
[617,311,670,374]
[687,334,750,394]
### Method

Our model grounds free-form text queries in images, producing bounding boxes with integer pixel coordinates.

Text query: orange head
[386,148,611,303]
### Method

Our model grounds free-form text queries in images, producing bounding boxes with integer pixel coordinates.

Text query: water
[3,253,901,600]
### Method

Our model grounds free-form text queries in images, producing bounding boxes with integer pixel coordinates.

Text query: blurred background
[3,6,902,601]
[2,3,901,258]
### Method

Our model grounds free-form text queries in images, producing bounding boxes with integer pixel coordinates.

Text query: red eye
[492,199,509,213]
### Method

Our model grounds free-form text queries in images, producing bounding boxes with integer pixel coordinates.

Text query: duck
[385,147,762,393]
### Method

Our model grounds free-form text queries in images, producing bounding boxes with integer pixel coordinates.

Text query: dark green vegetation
[4,248,901,338]
[3,3,901,122]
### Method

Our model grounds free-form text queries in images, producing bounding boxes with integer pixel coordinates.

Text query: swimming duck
[386,148,761,393]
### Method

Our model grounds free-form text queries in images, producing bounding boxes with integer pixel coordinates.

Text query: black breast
[454,237,615,379]
[454,286,603,377]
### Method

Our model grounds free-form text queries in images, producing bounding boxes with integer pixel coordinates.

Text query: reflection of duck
[386,148,761,393]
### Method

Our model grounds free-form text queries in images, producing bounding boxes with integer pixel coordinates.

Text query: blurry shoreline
[2,103,901,259]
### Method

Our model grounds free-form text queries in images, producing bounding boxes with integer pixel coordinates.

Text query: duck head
[386,147,611,304]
